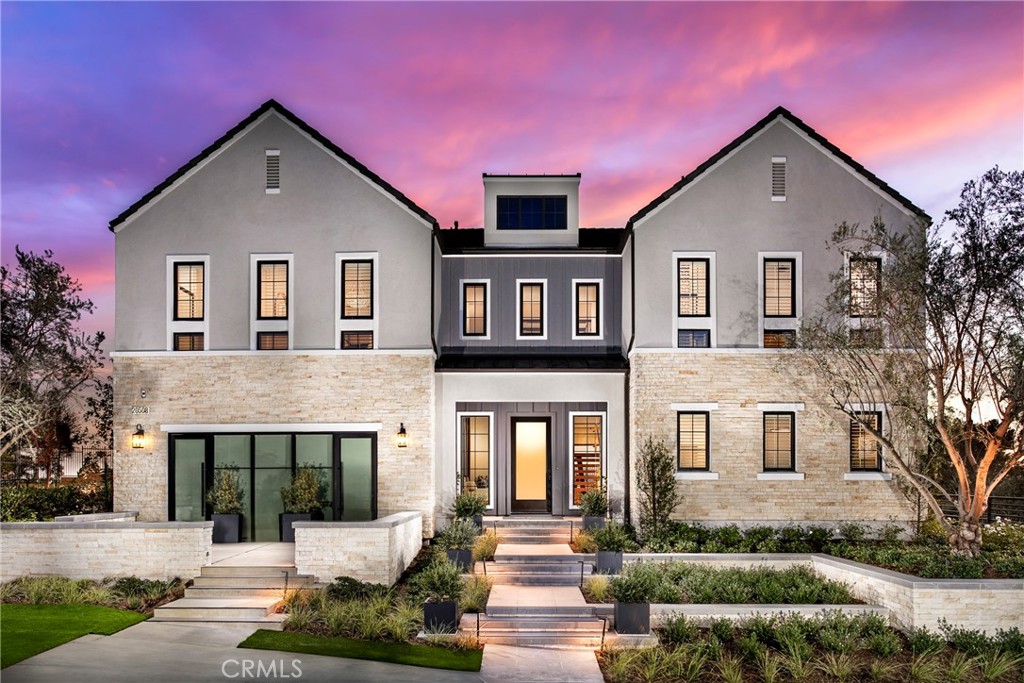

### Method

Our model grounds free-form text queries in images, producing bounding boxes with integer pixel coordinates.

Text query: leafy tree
[84,376,114,449]
[797,167,1023,556]
[635,437,683,539]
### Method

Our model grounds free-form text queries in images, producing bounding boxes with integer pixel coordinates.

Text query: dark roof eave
[108,99,439,232]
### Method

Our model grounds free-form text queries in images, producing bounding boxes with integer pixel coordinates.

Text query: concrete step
[488,519,576,528]
[153,597,281,621]
[191,576,314,589]
[498,536,571,545]
[184,587,293,598]
[485,574,586,586]
[460,614,606,648]
[200,565,305,578]
[149,614,288,631]
[479,562,591,574]
[493,554,593,563]
[487,604,612,617]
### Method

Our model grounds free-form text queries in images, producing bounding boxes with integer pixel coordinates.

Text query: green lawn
[239,630,483,672]
[0,604,147,669]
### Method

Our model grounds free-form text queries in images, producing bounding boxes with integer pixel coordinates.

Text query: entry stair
[465,518,608,648]
[151,564,313,629]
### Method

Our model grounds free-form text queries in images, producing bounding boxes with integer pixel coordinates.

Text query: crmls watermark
[222,658,302,679]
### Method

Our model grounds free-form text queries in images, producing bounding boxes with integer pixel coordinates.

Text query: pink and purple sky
[2,1,1022,345]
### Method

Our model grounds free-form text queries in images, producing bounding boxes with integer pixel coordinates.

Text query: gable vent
[771,156,786,201]
[266,149,280,194]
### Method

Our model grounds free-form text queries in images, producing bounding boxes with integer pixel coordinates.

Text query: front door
[511,418,550,513]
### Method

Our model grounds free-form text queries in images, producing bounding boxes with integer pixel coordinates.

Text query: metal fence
[937,496,1024,524]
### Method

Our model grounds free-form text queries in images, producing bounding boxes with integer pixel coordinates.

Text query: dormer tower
[482,173,581,247]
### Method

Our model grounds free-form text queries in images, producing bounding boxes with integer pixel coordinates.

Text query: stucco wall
[0,521,211,582]
[629,351,914,525]
[113,352,436,534]
[293,511,423,585]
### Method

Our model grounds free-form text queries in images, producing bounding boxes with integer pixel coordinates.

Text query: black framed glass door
[511,417,551,513]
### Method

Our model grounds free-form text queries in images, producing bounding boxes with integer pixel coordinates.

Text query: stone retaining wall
[0,521,212,582]
[294,511,423,585]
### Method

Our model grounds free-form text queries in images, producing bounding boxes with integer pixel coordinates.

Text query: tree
[797,167,1023,556]
[84,376,114,450]
[1,247,107,475]
[635,437,684,539]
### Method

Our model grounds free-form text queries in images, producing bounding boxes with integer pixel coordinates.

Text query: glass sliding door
[213,435,252,541]
[172,437,207,521]
[339,436,375,521]
[296,434,334,520]
[253,435,292,541]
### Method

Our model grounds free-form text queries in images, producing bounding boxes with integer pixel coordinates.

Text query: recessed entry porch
[457,402,607,517]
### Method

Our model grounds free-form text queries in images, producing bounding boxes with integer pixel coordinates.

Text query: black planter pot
[423,600,458,632]
[446,549,473,572]
[472,514,484,532]
[596,550,623,574]
[211,513,242,543]
[279,513,312,542]
[582,515,606,532]
[614,601,651,635]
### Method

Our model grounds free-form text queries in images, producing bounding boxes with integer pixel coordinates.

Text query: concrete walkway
[209,541,295,566]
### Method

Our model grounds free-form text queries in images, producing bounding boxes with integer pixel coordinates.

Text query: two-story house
[109,101,925,540]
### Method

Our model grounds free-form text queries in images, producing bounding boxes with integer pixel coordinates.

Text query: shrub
[573,531,597,553]
[434,518,479,551]
[583,575,610,603]
[451,491,487,519]
[708,525,744,550]
[472,530,500,561]
[805,526,833,552]
[838,522,866,543]
[906,626,945,655]
[778,526,811,552]
[325,576,391,602]
[660,614,699,645]
[609,563,661,603]
[744,526,779,553]
[0,483,107,521]
[939,618,995,656]
[994,627,1024,656]
[206,467,244,514]
[591,522,635,552]
[635,437,682,539]
[815,611,863,654]
[579,489,608,517]
[982,518,1024,552]
[879,522,905,544]
[459,575,491,613]
[280,465,328,514]
[867,630,902,658]
[708,617,734,643]
[409,558,463,603]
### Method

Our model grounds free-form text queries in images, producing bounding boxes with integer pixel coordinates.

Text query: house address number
[131,406,150,414]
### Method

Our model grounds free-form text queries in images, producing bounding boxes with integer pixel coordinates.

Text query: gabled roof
[626,106,930,228]
[108,99,438,231]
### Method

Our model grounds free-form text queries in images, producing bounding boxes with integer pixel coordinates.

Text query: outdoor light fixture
[132,424,146,449]
[396,423,408,448]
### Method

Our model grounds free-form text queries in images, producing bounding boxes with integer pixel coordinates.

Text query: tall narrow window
[341,260,373,319]
[678,259,709,317]
[850,257,881,317]
[519,282,544,336]
[174,263,205,320]
[174,333,204,351]
[850,412,882,471]
[460,415,490,506]
[575,282,600,336]
[764,259,796,317]
[265,149,280,193]
[257,261,288,319]
[571,415,603,506]
[763,413,795,470]
[463,283,487,337]
[771,156,786,201]
[677,412,709,470]
[256,331,289,350]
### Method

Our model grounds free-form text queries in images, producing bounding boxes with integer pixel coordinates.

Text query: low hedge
[0,484,107,522]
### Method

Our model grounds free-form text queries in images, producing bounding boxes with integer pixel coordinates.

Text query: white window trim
[758,252,802,349]
[251,253,293,350]
[758,472,806,481]
[771,156,787,202]
[672,251,716,349]
[459,278,491,341]
[166,255,210,351]
[670,402,719,412]
[456,411,496,512]
[675,471,720,481]
[335,252,380,350]
[756,402,805,412]
[515,278,548,341]
[265,149,280,195]
[571,278,604,341]
[758,404,803,476]
[843,402,892,480]
[567,411,607,510]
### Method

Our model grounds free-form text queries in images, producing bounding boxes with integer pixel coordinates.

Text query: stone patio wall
[293,511,423,585]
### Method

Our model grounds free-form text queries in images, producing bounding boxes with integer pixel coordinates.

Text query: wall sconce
[132,424,146,449]
[396,423,408,448]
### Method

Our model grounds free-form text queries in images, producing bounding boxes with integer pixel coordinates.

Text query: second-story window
[851,412,883,471]
[850,256,881,317]
[257,261,288,319]
[342,260,373,319]
[764,258,796,317]
[174,263,205,320]
[463,283,487,337]
[763,413,795,470]
[678,258,709,317]
[575,282,600,337]
[519,282,545,337]
[497,196,567,230]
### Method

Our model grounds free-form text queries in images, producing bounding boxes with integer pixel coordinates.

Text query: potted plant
[417,558,464,632]
[593,522,632,574]
[610,564,658,634]
[452,491,487,531]
[279,465,328,542]
[207,466,244,543]
[435,518,479,572]
[579,489,608,531]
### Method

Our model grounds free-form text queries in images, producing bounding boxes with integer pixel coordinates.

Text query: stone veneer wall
[0,521,212,582]
[629,351,914,525]
[113,353,435,535]
[293,511,423,585]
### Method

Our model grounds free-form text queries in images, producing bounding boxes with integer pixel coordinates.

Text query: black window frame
[341,259,374,320]
[173,332,204,352]
[462,282,488,337]
[850,326,883,348]
[850,412,883,471]
[341,331,374,350]
[256,331,289,351]
[763,412,796,471]
[849,256,882,318]
[763,258,796,318]
[677,329,711,348]
[575,281,601,337]
[677,411,710,471]
[256,260,289,320]
[763,330,796,349]
[173,261,205,321]
[496,195,568,230]
[519,282,545,337]
[677,258,710,317]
